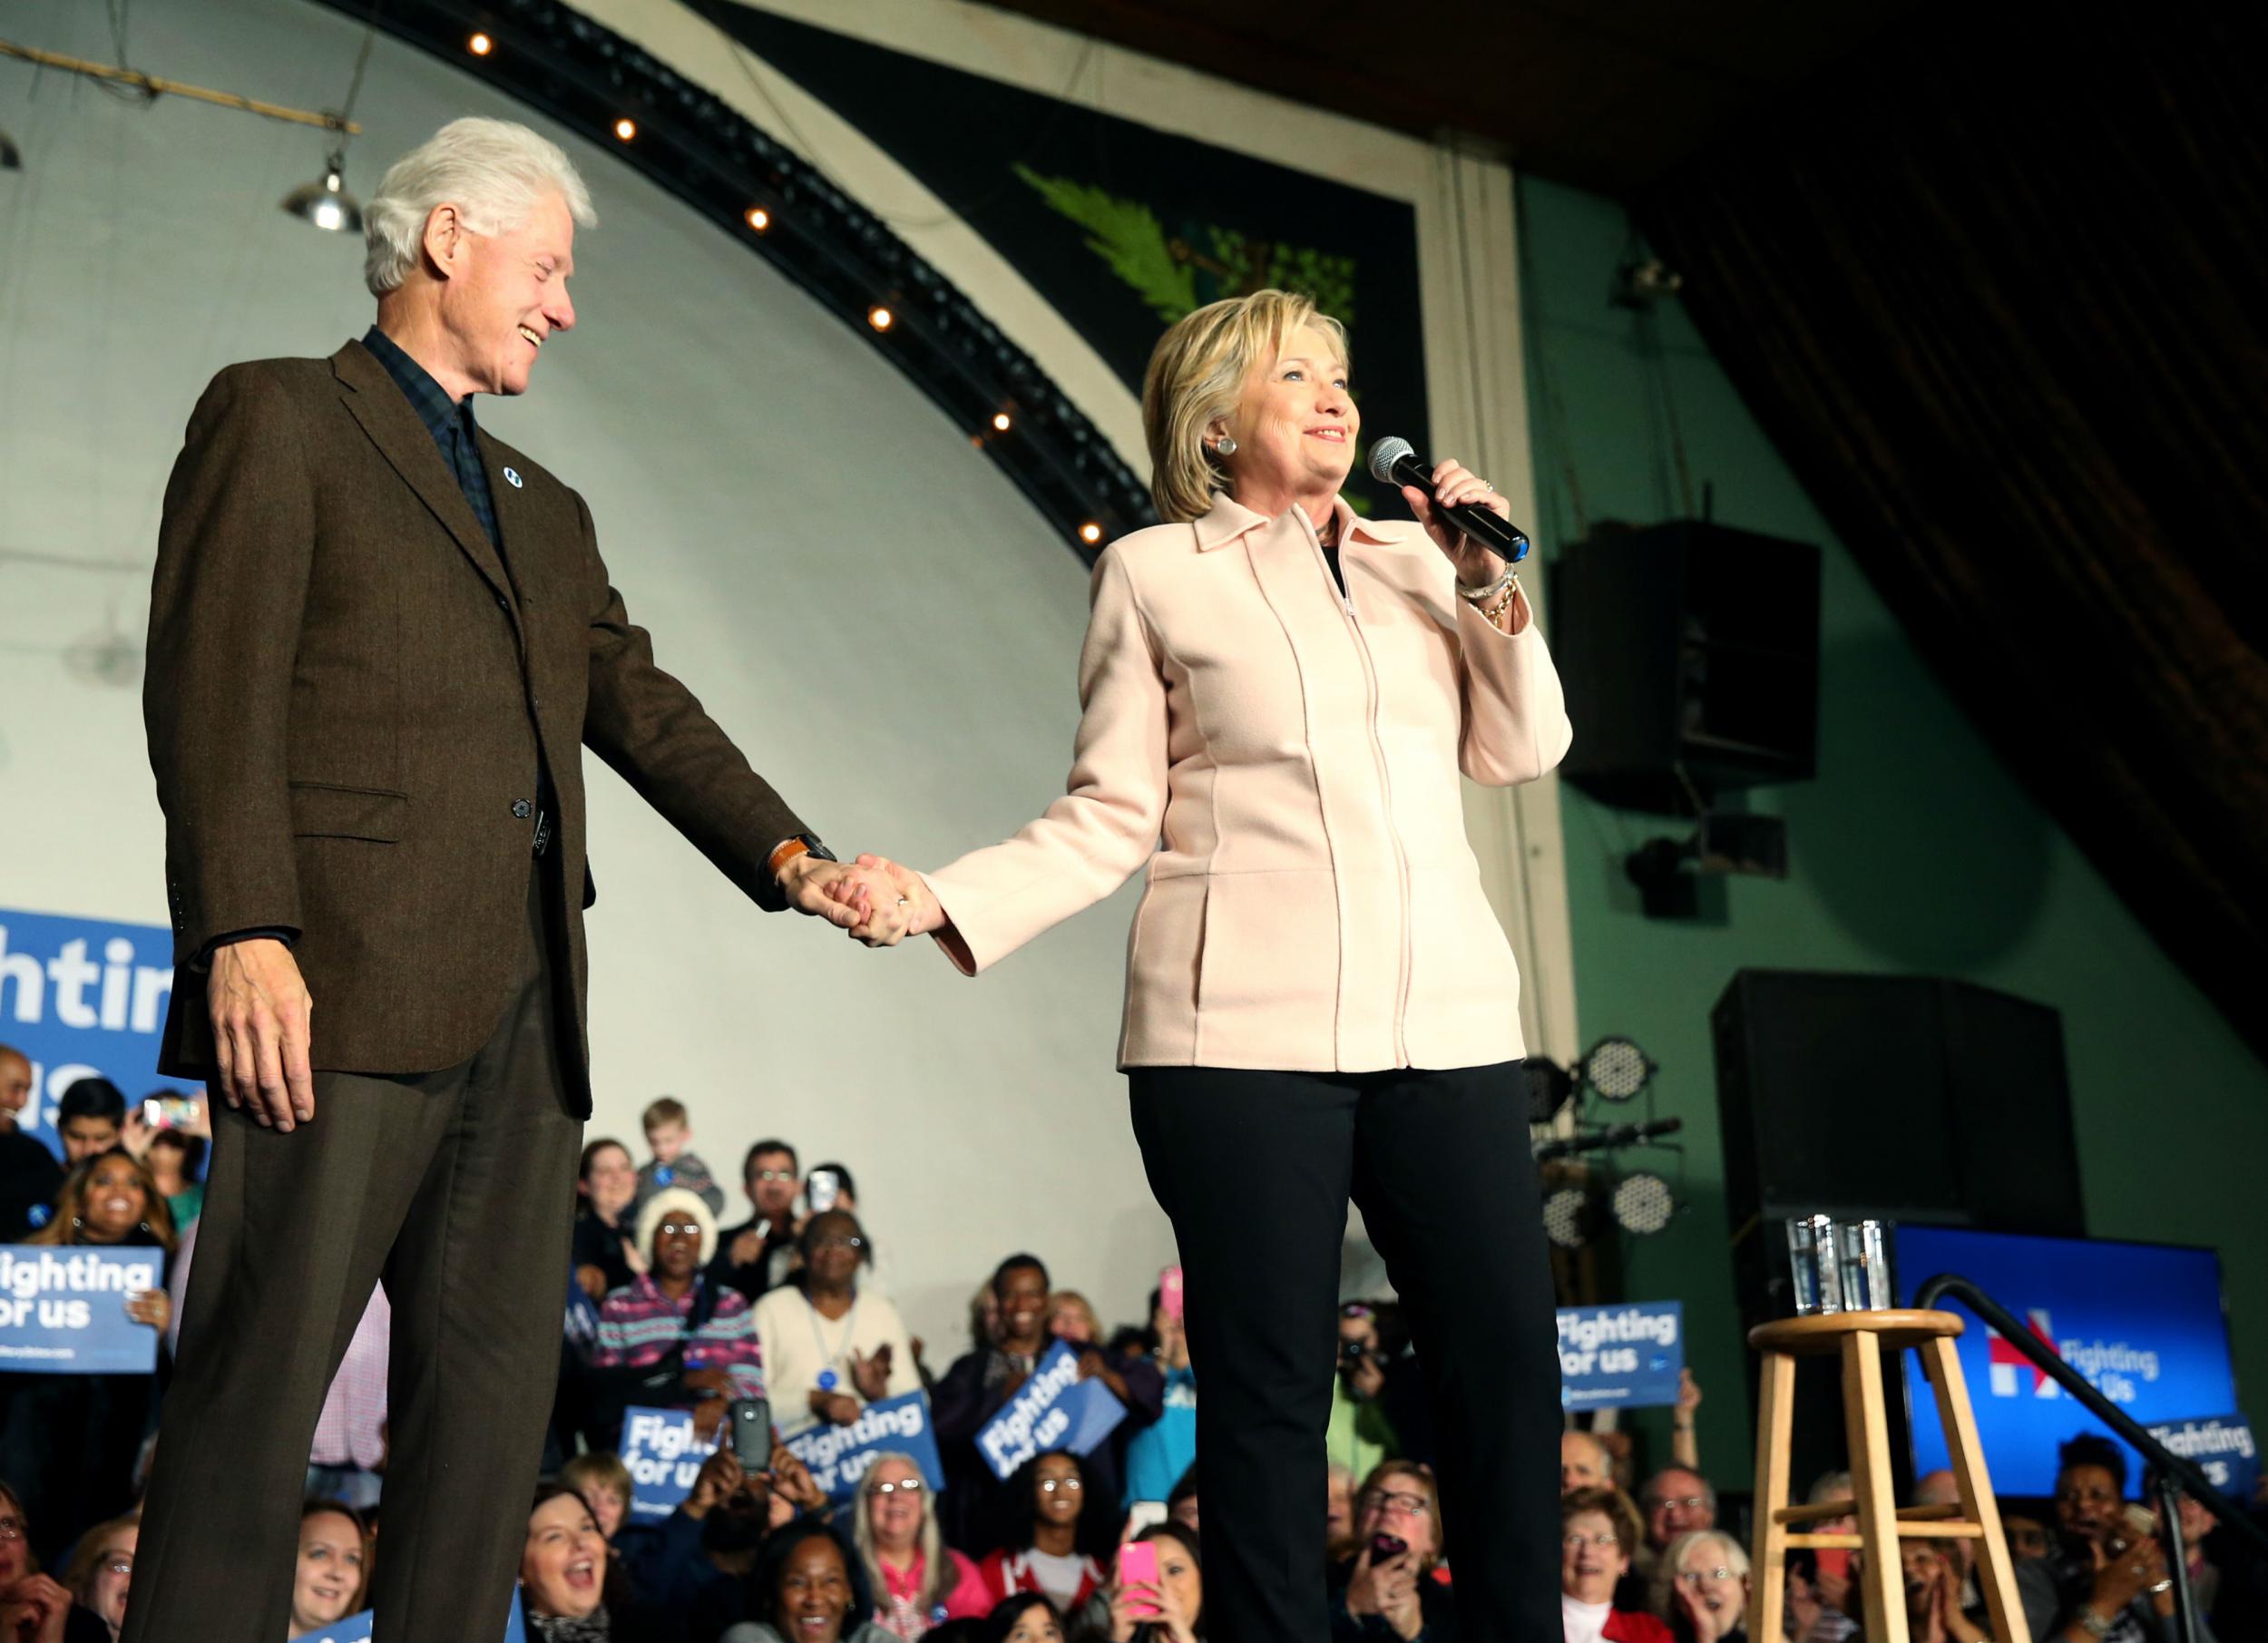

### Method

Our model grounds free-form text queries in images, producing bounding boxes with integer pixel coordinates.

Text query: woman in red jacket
[1562,1488,1673,1643]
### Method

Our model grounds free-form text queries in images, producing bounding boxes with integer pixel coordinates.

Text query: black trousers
[1129,1062,1561,1643]
[122,866,584,1642]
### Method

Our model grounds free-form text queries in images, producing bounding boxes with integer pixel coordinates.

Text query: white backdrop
[0,0,1176,1352]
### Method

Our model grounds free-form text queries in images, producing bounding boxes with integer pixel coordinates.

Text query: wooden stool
[1745,1309,2030,1643]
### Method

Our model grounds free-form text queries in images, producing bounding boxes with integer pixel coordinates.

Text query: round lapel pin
[503,466,523,488]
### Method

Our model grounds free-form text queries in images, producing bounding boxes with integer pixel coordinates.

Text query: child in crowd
[633,1097,727,1218]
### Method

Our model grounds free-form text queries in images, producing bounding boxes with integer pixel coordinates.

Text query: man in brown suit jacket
[123,117,900,1640]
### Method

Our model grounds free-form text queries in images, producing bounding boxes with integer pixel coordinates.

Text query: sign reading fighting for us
[785,1390,947,1502]
[0,906,180,1159]
[621,1405,719,1525]
[1557,1302,1684,1410]
[977,1341,1127,1480]
[2146,1414,2259,1503]
[0,1247,163,1374]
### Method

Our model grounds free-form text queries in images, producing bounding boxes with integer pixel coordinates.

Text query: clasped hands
[777,852,940,950]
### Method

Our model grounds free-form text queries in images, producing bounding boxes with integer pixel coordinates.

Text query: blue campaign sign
[1894,1226,2240,1498]
[621,1404,719,1525]
[977,1341,1128,1481]
[1557,1302,1684,1410]
[0,1246,162,1374]
[786,1390,947,1502]
[2146,1415,2258,1504]
[308,1590,523,1642]
[303,1613,371,1643]
[0,906,182,1159]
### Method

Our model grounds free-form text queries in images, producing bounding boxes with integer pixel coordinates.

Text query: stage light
[1524,1058,1575,1125]
[744,206,770,231]
[1542,1186,1592,1250]
[992,412,1012,433]
[468,32,494,56]
[1611,1172,1677,1237]
[613,118,637,142]
[1581,1036,1655,1104]
[868,306,894,331]
[1079,523,1102,545]
[280,149,362,233]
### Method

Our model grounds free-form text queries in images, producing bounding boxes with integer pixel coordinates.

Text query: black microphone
[1368,435,1531,563]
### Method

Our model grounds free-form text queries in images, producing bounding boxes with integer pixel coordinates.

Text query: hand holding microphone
[1368,435,1531,572]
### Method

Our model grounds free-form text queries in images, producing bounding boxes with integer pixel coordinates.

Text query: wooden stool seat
[1749,1309,1964,1354]
[1745,1307,2031,1643]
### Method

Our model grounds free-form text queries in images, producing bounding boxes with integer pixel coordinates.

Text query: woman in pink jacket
[857,289,1570,1642]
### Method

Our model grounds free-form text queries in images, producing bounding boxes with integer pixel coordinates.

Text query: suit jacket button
[513,799,533,818]
[497,594,510,611]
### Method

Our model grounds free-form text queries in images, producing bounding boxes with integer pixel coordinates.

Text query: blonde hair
[1141,289,1349,523]
[852,1452,952,1609]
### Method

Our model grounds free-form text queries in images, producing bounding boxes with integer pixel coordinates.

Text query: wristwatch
[766,832,836,883]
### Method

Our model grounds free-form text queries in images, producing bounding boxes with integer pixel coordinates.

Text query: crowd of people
[0,1051,2260,1642]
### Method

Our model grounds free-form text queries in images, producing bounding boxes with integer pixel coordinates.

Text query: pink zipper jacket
[923,491,1572,1072]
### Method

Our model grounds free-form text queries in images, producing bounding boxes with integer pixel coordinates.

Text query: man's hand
[728,1227,767,1269]
[206,936,315,1130]
[766,1441,826,1512]
[780,855,915,948]
[810,1388,862,1426]
[684,1448,745,1520]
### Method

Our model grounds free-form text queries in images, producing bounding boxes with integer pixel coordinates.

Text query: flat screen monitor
[1893,1225,2240,1498]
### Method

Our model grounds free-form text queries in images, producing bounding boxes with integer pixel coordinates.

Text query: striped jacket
[591,1274,765,1402]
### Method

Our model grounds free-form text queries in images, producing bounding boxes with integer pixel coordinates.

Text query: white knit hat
[634,1186,719,1266]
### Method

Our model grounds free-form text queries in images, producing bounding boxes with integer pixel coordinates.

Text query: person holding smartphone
[1070,1523,1202,1643]
[1332,1461,1454,1643]
[843,289,1569,1643]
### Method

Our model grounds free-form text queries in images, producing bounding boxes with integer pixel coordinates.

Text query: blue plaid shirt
[362,327,499,548]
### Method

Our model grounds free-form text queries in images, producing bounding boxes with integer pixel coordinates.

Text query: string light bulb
[744,206,770,232]
[1080,523,1103,545]
[613,118,637,142]
[868,306,894,332]
[468,32,494,55]
[992,412,1012,433]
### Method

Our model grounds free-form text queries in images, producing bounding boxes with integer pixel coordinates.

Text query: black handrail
[1917,1273,2268,1643]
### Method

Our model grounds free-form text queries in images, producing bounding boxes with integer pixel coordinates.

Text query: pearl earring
[1215,435,1237,457]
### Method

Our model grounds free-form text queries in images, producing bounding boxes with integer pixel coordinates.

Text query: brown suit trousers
[124,339,807,1638]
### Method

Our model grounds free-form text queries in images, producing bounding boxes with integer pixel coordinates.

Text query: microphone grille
[1367,435,1413,484]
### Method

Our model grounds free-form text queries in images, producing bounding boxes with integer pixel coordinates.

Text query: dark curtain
[1633,0,2268,1063]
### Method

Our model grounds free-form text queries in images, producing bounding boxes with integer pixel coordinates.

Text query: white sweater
[751,1284,922,1434]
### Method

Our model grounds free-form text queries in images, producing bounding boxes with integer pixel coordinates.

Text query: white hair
[1652,1529,1751,1616]
[363,116,596,297]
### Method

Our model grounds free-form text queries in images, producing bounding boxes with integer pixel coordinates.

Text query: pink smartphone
[1159,1266,1185,1323]
[1118,1540,1162,1616]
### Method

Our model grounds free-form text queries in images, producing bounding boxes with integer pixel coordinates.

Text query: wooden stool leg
[1842,1331,1910,1643]
[1923,1335,2032,1643]
[1749,1349,1794,1643]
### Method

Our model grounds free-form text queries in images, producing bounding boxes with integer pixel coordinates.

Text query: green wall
[1520,174,2268,1490]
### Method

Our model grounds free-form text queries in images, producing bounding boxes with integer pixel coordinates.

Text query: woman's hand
[1107,1579,1153,1643]
[0,1573,73,1643]
[852,856,947,943]
[2084,1531,2164,1623]
[1401,457,1510,584]
[1374,1555,1425,1641]
[850,1345,893,1403]
[1676,1579,1729,1643]
[1343,1542,1385,1619]
[127,1288,170,1332]
[574,1264,608,1301]
[1150,1568,1200,1643]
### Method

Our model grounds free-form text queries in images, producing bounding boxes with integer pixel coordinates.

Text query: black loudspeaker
[1713,970,2083,1492]
[1550,521,1821,814]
